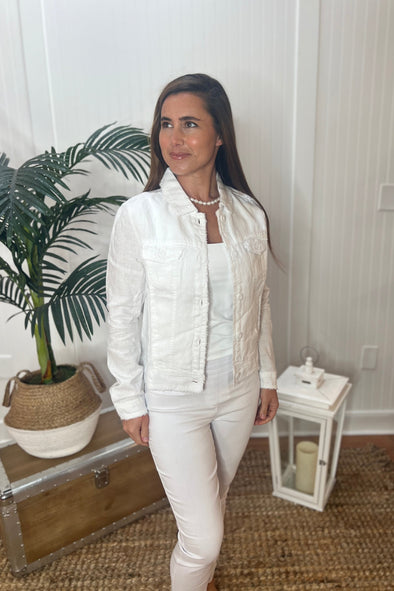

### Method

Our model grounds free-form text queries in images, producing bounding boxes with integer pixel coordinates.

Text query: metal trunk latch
[93,466,110,489]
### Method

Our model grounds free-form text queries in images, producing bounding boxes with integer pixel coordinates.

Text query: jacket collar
[160,168,234,216]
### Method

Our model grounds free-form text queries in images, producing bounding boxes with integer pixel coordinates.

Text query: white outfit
[106,167,276,420]
[206,243,233,360]
[146,356,260,591]
[106,169,277,591]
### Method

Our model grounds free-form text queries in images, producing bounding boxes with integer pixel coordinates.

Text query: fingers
[254,388,279,425]
[122,415,150,447]
[140,414,149,445]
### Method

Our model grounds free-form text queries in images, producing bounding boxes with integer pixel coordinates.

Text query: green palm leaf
[0,155,69,245]
[0,275,30,313]
[60,124,150,184]
[1,123,150,382]
[0,153,9,168]
[29,258,107,343]
[29,194,127,286]
[0,256,19,279]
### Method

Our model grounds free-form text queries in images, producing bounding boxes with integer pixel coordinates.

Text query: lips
[169,152,190,160]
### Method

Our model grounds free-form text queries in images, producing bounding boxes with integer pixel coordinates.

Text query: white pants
[145,355,260,591]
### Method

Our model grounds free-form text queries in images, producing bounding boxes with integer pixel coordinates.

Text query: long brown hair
[144,73,273,254]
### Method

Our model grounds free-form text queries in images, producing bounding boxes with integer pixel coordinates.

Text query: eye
[160,120,172,129]
[184,120,197,128]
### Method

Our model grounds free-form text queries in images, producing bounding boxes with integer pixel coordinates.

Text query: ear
[216,136,223,147]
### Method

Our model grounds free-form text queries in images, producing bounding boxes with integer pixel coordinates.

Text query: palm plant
[0,124,150,384]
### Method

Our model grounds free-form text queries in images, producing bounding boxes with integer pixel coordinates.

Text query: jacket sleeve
[106,204,147,419]
[258,285,277,390]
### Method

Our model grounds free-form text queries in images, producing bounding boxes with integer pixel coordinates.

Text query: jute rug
[0,445,393,590]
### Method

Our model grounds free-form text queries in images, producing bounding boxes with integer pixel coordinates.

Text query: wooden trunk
[0,410,167,576]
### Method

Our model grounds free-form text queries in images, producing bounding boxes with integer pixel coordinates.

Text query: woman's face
[159,92,222,181]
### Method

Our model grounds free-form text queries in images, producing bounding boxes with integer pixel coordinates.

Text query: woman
[107,73,278,591]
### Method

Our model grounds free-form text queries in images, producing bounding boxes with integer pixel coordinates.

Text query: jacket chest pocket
[141,244,189,370]
[142,244,185,293]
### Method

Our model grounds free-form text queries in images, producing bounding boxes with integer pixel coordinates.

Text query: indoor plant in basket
[0,124,150,458]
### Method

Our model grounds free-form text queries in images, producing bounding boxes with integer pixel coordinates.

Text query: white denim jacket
[106,168,277,419]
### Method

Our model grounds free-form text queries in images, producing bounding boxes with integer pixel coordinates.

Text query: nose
[171,125,184,146]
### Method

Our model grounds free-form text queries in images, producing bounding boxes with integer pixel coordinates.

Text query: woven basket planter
[2,362,104,459]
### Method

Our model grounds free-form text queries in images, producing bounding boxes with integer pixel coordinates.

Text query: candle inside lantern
[295,441,318,494]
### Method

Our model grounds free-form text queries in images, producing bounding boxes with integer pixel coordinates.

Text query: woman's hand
[122,414,150,447]
[254,388,279,425]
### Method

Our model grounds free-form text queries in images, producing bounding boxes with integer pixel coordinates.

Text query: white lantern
[268,365,351,511]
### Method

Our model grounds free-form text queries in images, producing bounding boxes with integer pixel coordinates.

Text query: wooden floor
[248,434,394,461]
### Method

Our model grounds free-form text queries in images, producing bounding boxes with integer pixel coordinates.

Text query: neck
[176,168,219,202]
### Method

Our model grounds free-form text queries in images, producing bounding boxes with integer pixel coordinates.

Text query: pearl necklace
[189,196,220,206]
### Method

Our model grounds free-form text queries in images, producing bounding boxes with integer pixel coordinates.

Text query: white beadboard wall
[0,0,35,163]
[0,0,295,441]
[307,0,394,428]
[0,0,393,439]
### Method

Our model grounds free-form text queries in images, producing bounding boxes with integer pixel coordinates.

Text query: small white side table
[268,366,351,511]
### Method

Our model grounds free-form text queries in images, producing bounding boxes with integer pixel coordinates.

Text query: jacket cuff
[110,390,148,420]
[259,371,277,390]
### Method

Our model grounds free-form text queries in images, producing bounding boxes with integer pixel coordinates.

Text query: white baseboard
[251,409,394,438]
[342,409,394,435]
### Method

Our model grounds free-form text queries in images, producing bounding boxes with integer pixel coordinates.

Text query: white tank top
[207,243,233,360]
